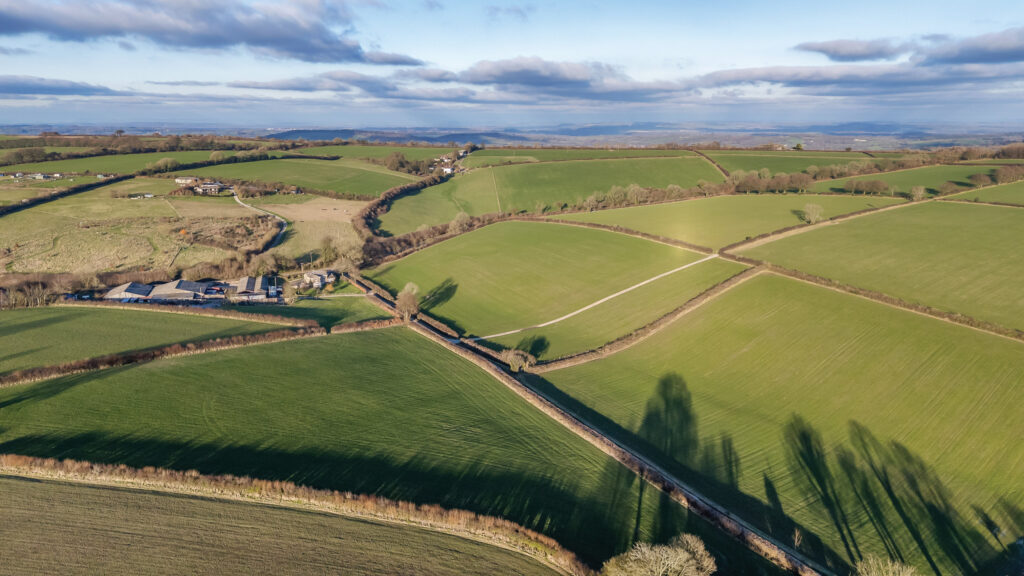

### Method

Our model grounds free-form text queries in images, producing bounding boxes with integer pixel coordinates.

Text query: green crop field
[959,158,1024,165]
[177,158,415,198]
[538,274,1023,575]
[463,148,696,168]
[368,221,704,336]
[810,164,994,195]
[0,174,103,206]
[223,297,390,328]
[377,157,725,236]
[0,328,774,572]
[0,306,277,375]
[0,475,559,576]
[294,144,455,162]
[701,150,875,175]
[947,180,1024,205]
[486,257,746,360]
[742,201,1024,330]
[2,151,240,175]
[556,194,903,249]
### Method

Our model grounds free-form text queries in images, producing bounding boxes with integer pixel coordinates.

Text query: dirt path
[234,193,288,249]
[490,168,502,214]
[476,254,719,340]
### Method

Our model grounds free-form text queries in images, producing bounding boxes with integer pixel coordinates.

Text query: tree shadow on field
[791,208,809,223]
[420,278,458,311]
[514,335,549,359]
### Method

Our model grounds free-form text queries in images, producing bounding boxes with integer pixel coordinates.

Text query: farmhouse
[104,282,154,300]
[195,181,224,195]
[303,269,336,289]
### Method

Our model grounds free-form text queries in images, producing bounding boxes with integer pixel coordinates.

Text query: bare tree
[803,203,824,224]
[601,534,716,576]
[396,282,419,321]
[910,186,927,202]
[448,211,472,235]
[854,557,918,576]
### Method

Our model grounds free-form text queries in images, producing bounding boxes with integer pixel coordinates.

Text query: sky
[1,0,1023,128]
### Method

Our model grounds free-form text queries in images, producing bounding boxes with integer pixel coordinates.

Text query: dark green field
[0,475,559,576]
[223,297,390,328]
[0,327,775,571]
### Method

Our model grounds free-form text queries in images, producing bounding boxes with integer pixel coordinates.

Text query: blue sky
[1,0,1023,127]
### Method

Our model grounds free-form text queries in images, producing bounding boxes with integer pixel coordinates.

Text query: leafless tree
[396,282,419,321]
[803,203,824,224]
[600,534,716,576]
[854,557,918,576]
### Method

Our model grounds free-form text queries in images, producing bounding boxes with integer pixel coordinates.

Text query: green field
[742,201,1024,330]
[177,158,416,198]
[294,144,455,162]
[947,179,1024,205]
[0,175,103,205]
[556,194,903,249]
[2,151,241,175]
[0,307,277,375]
[810,164,993,195]
[368,221,704,336]
[539,273,1023,575]
[959,158,1024,165]
[378,157,725,236]
[702,150,875,175]
[0,180,251,273]
[223,297,389,328]
[463,148,696,168]
[0,327,774,571]
[0,475,559,576]
[486,257,746,360]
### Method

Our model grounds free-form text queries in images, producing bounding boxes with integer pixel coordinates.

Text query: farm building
[303,270,337,289]
[195,181,224,195]
[175,176,199,186]
[148,279,213,301]
[231,276,274,301]
[104,282,154,300]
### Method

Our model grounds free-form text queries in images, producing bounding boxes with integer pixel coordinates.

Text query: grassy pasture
[463,148,696,168]
[248,194,366,259]
[2,151,240,175]
[947,179,1024,205]
[377,157,725,236]
[0,306,277,375]
[177,158,415,198]
[810,164,993,195]
[223,297,390,328]
[0,328,775,572]
[486,257,746,360]
[702,151,877,175]
[742,201,1024,330]
[0,475,559,576]
[294,144,454,161]
[0,175,103,205]
[959,158,1024,165]
[556,194,903,250]
[539,274,1024,575]
[368,221,704,337]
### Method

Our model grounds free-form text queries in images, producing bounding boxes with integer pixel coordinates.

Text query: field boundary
[402,318,829,576]
[939,197,1024,209]
[0,174,134,218]
[530,266,763,372]
[521,216,715,253]
[0,455,587,576]
[691,149,731,177]
[476,255,720,340]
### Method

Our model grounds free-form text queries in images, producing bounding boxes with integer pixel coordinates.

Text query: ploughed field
[376,156,725,236]
[0,327,774,572]
[0,475,560,576]
[537,273,1024,576]
[367,221,707,337]
[0,306,279,375]
[700,150,881,175]
[555,193,903,249]
[176,157,416,199]
[810,164,994,195]
[741,201,1024,331]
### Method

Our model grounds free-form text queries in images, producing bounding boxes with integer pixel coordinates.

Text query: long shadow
[0,369,98,410]
[420,278,458,311]
[515,335,550,358]
[523,371,849,572]
[0,431,641,568]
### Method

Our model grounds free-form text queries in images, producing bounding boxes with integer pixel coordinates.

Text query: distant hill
[266,129,529,145]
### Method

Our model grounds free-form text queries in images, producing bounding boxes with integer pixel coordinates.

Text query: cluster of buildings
[174,176,226,195]
[104,276,277,303]
[1,172,62,180]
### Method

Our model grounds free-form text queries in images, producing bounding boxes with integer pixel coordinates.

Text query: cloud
[0,75,121,95]
[795,39,912,62]
[486,4,535,21]
[0,45,30,55]
[922,26,1024,65]
[422,0,442,10]
[0,0,419,65]
[146,80,222,87]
